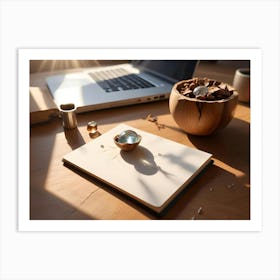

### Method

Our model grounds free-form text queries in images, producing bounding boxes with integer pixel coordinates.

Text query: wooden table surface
[30,63,250,220]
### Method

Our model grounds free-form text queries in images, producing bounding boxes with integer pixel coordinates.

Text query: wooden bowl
[169,79,238,136]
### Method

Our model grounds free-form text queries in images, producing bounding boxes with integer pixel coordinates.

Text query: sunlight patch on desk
[233,103,250,123]
[214,159,245,178]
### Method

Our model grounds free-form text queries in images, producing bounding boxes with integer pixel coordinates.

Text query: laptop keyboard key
[88,68,156,92]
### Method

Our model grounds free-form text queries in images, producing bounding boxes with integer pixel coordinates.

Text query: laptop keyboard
[88,68,156,92]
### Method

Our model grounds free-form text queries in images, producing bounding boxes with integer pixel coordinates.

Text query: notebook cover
[63,124,212,213]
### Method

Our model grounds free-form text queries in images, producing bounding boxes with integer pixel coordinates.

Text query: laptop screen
[132,60,198,82]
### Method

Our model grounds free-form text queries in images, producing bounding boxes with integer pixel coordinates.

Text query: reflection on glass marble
[118,130,140,144]
[193,85,208,97]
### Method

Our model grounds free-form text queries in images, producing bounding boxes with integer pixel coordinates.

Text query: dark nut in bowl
[169,78,238,136]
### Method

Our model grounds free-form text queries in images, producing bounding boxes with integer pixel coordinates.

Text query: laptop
[46,60,197,113]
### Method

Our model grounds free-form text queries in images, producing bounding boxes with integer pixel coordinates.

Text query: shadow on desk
[163,164,250,220]
[30,188,95,220]
[64,128,86,150]
[187,118,250,186]
[76,100,170,128]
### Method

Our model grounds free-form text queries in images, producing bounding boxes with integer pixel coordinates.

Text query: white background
[0,0,279,280]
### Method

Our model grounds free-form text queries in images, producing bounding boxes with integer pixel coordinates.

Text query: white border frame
[18,48,262,232]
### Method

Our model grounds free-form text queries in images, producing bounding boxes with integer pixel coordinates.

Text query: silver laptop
[46,60,197,113]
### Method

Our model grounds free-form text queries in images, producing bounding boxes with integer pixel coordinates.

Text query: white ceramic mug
[233,68,250,102]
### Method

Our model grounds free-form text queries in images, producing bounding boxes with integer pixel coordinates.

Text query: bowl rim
[173,79,238,104]
[113,134,142,151]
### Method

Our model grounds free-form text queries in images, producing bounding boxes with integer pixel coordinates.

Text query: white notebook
[63,124,212,213]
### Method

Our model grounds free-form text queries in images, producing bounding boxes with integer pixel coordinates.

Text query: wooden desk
[30,64,250,220]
